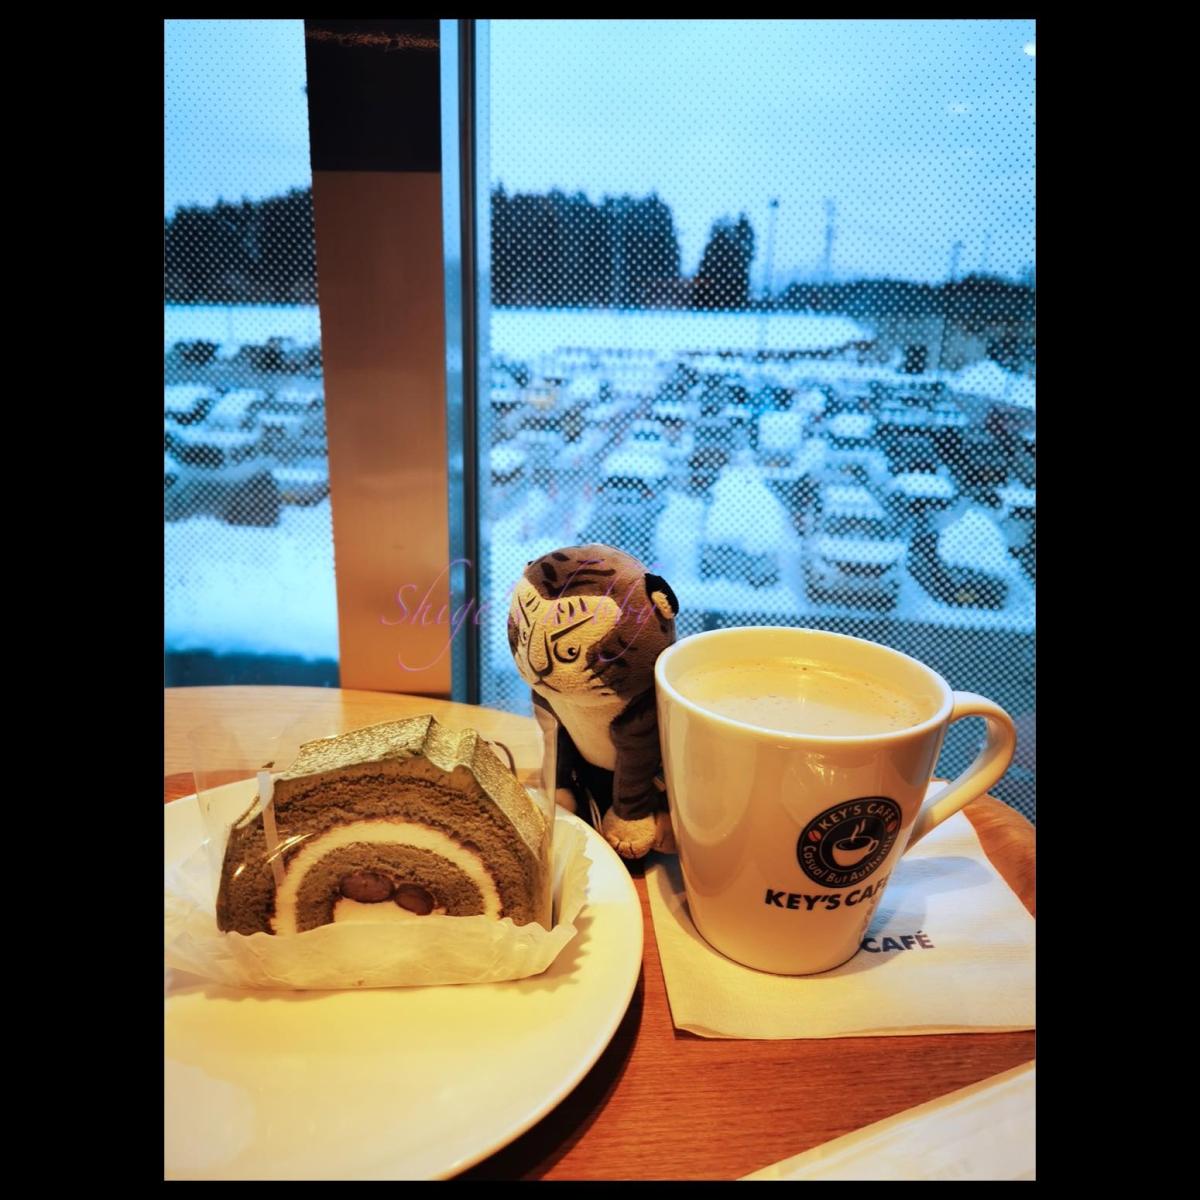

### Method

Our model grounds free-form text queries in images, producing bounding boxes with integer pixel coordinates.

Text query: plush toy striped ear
[644,573,679,621]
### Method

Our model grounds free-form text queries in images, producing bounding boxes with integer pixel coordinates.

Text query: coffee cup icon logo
[831,819,879,867]
[796,798,901,887]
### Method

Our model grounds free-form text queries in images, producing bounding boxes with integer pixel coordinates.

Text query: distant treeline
[165,186,1033,324]
[779,276,1035,330]
[489,187,762,311]
[491,187,680,308]
[165,188,318,304]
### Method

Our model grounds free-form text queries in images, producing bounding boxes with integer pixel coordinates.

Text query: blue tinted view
[477,20,1035,820]
[164,19,338,686]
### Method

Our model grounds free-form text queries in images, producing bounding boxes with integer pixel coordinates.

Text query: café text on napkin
[646,810,1034,1039]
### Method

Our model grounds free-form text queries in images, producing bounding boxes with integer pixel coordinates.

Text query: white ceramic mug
[654,626,1018,975]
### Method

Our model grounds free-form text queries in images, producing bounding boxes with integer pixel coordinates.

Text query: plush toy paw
[554,787,579,815]
[602,811,657,859]
[652,808,677,855]
[602,809,677,859]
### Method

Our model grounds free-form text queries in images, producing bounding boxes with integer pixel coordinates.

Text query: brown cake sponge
[215,716,552,934]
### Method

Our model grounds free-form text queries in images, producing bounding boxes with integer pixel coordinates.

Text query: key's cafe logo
[796,798,901,887]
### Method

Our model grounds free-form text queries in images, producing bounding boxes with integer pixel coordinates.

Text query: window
[164,20,1036,821]
[164,19,338,686]
[464,20,1036,820]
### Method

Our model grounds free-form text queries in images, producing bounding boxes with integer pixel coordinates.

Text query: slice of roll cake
[216,715,552,934]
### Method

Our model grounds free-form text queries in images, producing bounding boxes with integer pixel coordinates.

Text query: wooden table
[165,687,1035,1181]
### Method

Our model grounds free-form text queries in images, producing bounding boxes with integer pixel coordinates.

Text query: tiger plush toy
[507,544,678,859]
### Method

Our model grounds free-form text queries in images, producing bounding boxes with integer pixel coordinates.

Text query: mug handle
[907,692,1017,849]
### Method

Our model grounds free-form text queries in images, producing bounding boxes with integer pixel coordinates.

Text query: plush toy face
[510,581,624,705]
[507,544,679,707]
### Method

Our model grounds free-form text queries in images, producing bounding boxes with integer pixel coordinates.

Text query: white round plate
[165,792,642,1180]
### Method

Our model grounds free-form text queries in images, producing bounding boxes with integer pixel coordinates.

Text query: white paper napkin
[646,810,1034,1038]
[741,1061,1035,1180]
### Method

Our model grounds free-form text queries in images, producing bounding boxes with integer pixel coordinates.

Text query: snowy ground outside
[165,305,323,350]
[165,500,338,660]
[165,306,1032,743]
[481,482,1034,702]
[166,305,871,359]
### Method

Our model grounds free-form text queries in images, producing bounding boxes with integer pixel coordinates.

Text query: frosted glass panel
[473,20,1035,820]
[165,19,337,685]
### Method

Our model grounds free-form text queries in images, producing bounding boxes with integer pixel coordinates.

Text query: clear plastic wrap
[185,711,340,886]
[165,714,587,989]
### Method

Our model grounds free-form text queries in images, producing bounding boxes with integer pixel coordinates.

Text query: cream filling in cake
[332,897,448,922]
[270,819,503,935]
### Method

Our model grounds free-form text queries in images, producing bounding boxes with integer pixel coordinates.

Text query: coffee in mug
[655,627,1017,975]
[675,659,931,737]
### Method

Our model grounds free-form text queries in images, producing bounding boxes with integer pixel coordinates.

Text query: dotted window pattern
[164,19,338,685]
[477,20,1035,822]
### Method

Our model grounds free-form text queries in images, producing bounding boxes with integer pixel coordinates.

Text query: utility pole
[763,198,780,302]
[756,198,781,363]
[940,240,966,377]
[948,240,963,283]
[822,199,836,282]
